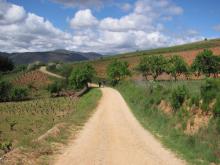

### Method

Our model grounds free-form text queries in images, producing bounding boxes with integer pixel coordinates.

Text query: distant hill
[0,49,102,64]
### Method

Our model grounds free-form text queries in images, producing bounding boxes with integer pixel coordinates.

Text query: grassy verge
[116,80,220,165]
[0,88,101,164]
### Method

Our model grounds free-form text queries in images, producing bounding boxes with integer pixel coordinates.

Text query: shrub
[11,86,28,101]
[201,78,220,105]
[171,85,188,111]
[0,141,12,153]
[48,80,64,94]
[190,94,200,107]
[13,64,27,73]
[0,80,12,102]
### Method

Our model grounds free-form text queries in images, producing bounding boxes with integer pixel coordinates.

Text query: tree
[137,56,151,80]
[107,60,130,85]
[148,55,167,80]
[191,49,219,77]
[0,55,14,72]
[167,55,188,81]
[69,64,96,89]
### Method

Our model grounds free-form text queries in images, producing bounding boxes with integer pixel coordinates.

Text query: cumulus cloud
[0,0,26,25]
[0,0,203,54]
[67,0,195,54]
[70,9,98,29]
[0,0,72,52]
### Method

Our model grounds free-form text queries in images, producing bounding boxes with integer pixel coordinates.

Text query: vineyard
[12,70,51,89]
[0,88,102,165]
[0,97,76,156]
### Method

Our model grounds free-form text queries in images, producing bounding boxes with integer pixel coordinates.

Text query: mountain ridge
[0,50,102,64]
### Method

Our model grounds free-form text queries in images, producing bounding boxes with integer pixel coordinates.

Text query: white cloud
[0,0,26,25]
[0,0,72,52]
[0,0,203,54]
[70,9,98,29]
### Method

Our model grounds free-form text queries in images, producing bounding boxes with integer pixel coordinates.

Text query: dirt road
[39,66,65,79]
[54,87,186,165]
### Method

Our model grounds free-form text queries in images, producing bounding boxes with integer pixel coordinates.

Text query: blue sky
[0,0,220,53]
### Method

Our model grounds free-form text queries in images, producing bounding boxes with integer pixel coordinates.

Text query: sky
[0,0,220,54]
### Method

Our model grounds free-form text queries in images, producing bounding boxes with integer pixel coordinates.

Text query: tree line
[137,49,220,81]
[65,49,220,90]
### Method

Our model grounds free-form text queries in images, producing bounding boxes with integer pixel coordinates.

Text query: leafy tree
[167,55,188,81]
[0,55,14,72]
[107,60,130,85]
[148,55,167,80]
[69,64,96,89]
[137,56,151,80]
[0,80,12,102]
[191,49,219,77]
[60,64,73,79]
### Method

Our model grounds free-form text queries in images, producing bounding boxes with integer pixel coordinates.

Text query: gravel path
[54,87,186,165]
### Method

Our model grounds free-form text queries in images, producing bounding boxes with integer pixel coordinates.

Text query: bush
[0,80,12,102]
[171,85,188,111]
[0,141,12,153]
[201,78,220,105]
[190,94,200,107]
[11,87,28,101]
[13,64,27,73]
[48,81,64,94]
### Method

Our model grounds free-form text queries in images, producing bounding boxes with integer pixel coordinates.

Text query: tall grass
[117,81,220,165]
